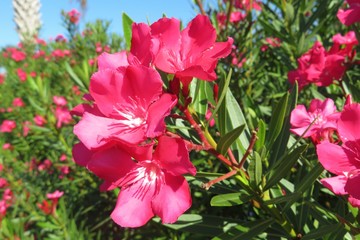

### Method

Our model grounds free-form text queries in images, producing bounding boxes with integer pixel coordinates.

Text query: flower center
[112,96,148,129]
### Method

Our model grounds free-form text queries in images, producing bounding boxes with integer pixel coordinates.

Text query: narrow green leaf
[122,12,133,50]
[264,192,302,205]
[255,119,266,151]
[248,151,262,187]
[210,191,250,207]
[302,224,343,240]
[216,125,245,155]
[65,62,86,89]
[264,144,308,191]
[213,218,274,240]
[266,92,289,149]
[208,69,232,126]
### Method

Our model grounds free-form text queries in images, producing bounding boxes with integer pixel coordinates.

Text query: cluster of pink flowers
[2,47,26,62]
[288,31,358,90]
[290,97,360,207]
[67,9,81,24]
[72,14,232,227]
[37,190,64,215]
[260,37,282,52]
[0,165,14,222]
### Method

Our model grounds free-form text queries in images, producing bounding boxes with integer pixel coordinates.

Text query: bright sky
[0,0,198,47]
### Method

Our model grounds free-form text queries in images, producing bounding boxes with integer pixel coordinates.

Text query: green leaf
[210,191,250,207]
[212,218,274,240]
[285,3,295,24]
[208,69,232,126]
[264,144,308,191]
[248,151,262,187]
[266,92,289,149]
[122,12,134,50]
[65,62,86,89]
[255,119,266,151]
[302,223,343,240]
[216,124,245,155]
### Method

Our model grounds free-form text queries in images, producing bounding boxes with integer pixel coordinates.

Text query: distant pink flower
[2,143,13,150]
[317,103,360,207]
[47,190,64,200]
[73,135,196,227]
[0,178,8,188]
[0,74,5,84]
[234,0,262,11]
[0,120,16,133]
[67,9,81,24]
[17,68,27,82]
[337,0,360,26]
[151,15,233,84]
[35,37,46,46]
[55,34,67,42]
[59,154,67,161]
[55,106,72,128]
[290,98,339,144]
[261,37,282,52]
[0,200,7,220]
[73,65,177,149]
[38,159,52,171]
[288,41,346,90]
[53,96,67,106]
[328,31,358,61]
[33,50,46,59]
[0,164,3,171]
[10,49,26,62]
[12,98,25,107]
[217,11,246,28]
[34,115,47,126]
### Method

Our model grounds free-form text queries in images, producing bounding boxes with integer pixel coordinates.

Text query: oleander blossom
[316,103,360,207]
[151,14,233,84]
[73,136,196,227]
[73,64,177,149]
[290,98,339,144]
[337,0,360,26]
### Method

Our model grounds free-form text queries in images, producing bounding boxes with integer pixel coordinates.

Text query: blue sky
[0,0,198,47]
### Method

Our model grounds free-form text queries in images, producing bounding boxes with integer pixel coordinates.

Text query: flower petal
[316,142,356,174]
[97,51,128,71]
[72,142,92,167]
[345,173,360,199]
[152,174,192,223]
[111,181,155,227]
[320,175,347,195]
[153,136,196,176]
[338,103,360,141]
[146,93,177,138]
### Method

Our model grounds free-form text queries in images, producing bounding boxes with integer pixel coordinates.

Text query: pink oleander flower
[73,64,177,149]
[53,96,67,106]
[0,178,8,188]
[317,103,360,207]
[288,41,346,90]
[337,0,360,26]
[2,143,13,150]
[38,190,64,215]
[0,164,3,171]
[151,15,233,84]
[12,98,25,107]
[217,11,246,28]
[17,68,27,82]
[67,9,81,24]
[0,74,5,84]
[34,115,47,126]
[328,31,358,61]
[10,48,26,62]
[0,120,16,133]
[59,154,67,161]
[73,135,196,227]
[47,190,64,200]
[0,200,7,220]
[55,106,72,128]
[55,34,67,42]
[290,98,339,144]
[234,0,262,11]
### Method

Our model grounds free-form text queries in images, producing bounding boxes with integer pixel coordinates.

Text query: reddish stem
[202,169,238,190]
[195,0,206,15]
[184,108,212,149]
[238,130,258,168]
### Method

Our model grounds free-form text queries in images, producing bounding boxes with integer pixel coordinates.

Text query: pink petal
[146,93,177,138]
[87,146,135,182]
[153,136,196,176]
[74,112,146,149]
[320,175,347,195]
[345,173,360,199]
[316,142,356,174]
[72,142,92,167]
[151,17,181,52]
[90,69,126,117]
[130,23,153,66]
[338,103,360,141]
[337,8,360,26]
[152,174,192,223]
[180,15,217,60]
[97,51,128,71]
[348,196,360,207]
[176,65,217,81]
[111,181,155,227]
